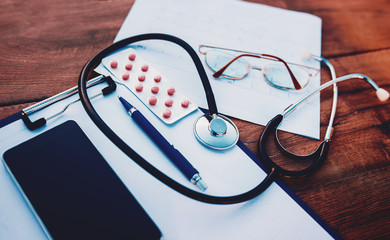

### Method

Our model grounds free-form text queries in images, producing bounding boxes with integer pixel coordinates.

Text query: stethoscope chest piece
[194,113,239,150]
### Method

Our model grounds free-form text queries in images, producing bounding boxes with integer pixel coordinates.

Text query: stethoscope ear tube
[258,114,329,177]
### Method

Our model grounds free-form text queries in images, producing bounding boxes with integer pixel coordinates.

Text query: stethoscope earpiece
[376,88,390,101]
[194,113,239,150]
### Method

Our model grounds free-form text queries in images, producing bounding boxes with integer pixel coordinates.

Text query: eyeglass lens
[205,51,249,79]
[263,63,309,90]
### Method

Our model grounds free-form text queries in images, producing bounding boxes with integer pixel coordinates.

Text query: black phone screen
[3,120,161,240]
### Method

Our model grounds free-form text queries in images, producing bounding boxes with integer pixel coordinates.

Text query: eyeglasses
[199,45,320,91]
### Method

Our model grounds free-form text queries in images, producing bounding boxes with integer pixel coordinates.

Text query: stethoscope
[78,33,389,204]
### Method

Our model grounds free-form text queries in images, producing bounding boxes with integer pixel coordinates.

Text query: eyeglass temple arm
[212,53,303,90]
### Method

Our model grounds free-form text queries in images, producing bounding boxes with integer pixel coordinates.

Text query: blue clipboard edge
[0,111,21,128]
[236,141,341,240]
[0,110,341,240]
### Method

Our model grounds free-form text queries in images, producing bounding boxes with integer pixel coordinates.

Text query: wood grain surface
[1,0,389,239]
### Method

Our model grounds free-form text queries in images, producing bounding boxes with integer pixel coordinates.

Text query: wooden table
[1,0,389,239]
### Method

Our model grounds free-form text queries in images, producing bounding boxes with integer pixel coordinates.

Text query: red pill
[165,99,173,107]
[151,86,159,94]
[128,53,136,61]
[110,60,118,69]
[181,99,190,108]
[141,64,149,72]
[163,109,172,118]
[138,74,146,82]
[135,83,143,92]
[167,87,175,96]
[122,73,130,80]
[154,75,162,83]
[125,63,133,70]
[149,96,157,106]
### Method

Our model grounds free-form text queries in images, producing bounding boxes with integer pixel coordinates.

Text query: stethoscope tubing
[78,33,383,204]
[258,114,330,177]
[78,33,276,204]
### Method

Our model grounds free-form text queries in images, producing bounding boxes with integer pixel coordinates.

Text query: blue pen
[118,96,208,191]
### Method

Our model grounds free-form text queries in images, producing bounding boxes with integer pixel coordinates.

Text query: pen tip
[196,178,208,192]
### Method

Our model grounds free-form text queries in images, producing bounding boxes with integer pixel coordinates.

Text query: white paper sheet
[0,82,334,239]
[98,0,322,139]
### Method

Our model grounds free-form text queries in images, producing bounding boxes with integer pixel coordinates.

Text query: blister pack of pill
[102,48,198,124]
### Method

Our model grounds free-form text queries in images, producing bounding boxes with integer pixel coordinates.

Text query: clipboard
[0,77,341,240]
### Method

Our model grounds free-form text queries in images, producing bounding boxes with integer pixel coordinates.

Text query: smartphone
[3,120,161,240]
